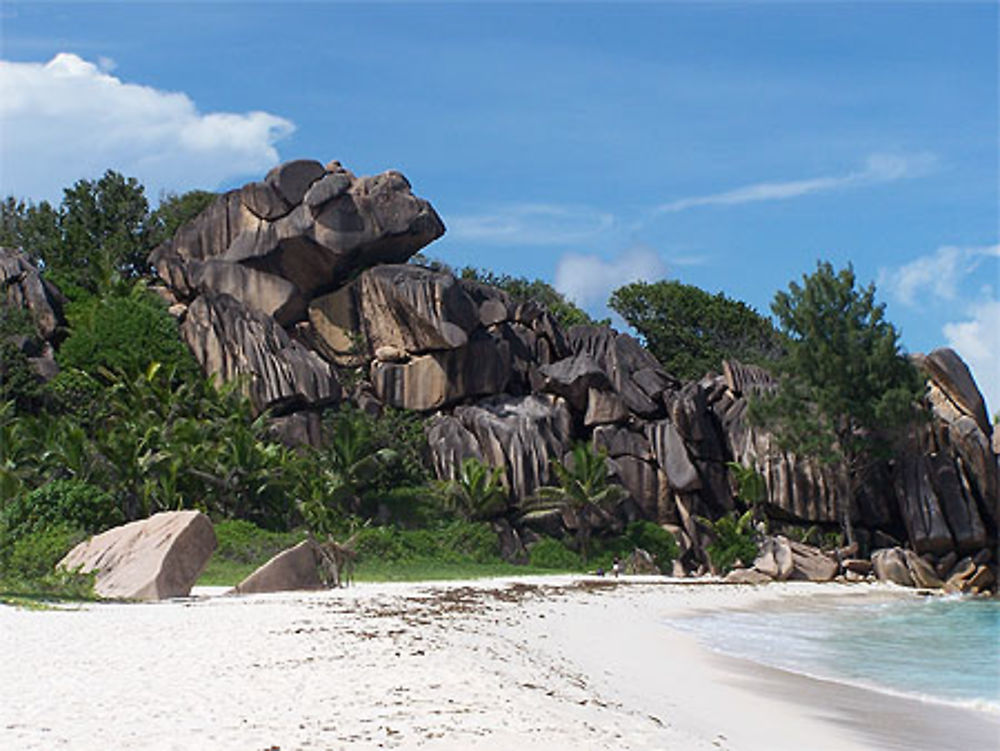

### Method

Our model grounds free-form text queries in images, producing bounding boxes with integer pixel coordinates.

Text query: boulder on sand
[234,538,325,594]
[58,511,216,600]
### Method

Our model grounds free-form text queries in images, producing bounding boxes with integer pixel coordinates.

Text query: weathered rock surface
[787,540,838,582]
[371,335,510,411]
[871,547,915,587]
[58,511,216,600]
[150,163,444,314]
[902,549,943,589]
[234,539,324,594]
[624,548,661,575]
[428,394,572,502]
[145,162,996,570]
[183,293,340,413]
[0,246,64,340]
[725,567,773,585]
[584,388,629,426]
[536,354,611,411]
[567,326,676,417]
[359,265,479,354]
[753,535,793,581]
[646,420,701,493]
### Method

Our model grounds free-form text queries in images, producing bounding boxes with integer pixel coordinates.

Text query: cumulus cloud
[943,300,1000,417]
[554,244,668,310]
[882,243,1000,414]
[0,53,294,202]
[448,203,615,246]
[879,244,999,306]
[656,152,936,213]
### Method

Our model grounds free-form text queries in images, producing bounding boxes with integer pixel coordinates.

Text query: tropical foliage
[523,442,628,562]
[609,279,783,380]
[434,456,508,521]
[698,510,758,574]
[749,262,924,544]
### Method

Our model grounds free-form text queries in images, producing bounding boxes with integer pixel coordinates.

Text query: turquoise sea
[676,595,1000,714]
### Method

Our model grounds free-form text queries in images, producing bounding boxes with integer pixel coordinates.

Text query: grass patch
[196,519,307,586]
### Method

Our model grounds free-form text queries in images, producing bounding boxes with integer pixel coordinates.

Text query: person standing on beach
[612,557,621,578]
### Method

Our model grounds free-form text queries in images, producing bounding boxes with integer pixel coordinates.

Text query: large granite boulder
[536,354,611,411]
[149,161,444,321]
[646,420,701,493]
[58,511,216,600]
[0,247,64,340]
[428,394,573,502]
[182,293,340,413]
[753,535,794,581]
[567,326,676,418]
[871,547,915,587]
[787,540,838,582]
[233,538,324,594]
[371,334,510,411]
[358,265,479,354]
[914,348,991,434]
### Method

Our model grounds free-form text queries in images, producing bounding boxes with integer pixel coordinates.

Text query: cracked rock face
[149,160,444,328]
[147,160,442,412]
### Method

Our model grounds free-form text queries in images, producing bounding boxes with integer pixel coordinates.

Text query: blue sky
[2,2,997,411]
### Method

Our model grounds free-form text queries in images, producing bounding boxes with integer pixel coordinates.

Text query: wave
[672,596,1000,717]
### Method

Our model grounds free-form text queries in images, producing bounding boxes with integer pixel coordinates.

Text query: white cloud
[943,300,1000,417]
[656,152,936,213]
[554,244,668,310]
[448,203,614,246]
[880,244,999,306]
[0,53,295,203]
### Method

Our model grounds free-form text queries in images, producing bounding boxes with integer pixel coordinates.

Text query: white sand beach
[2,577,997,750]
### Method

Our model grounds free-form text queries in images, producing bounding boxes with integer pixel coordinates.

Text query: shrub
[4,523,86,580]
[1,479,121,543]
[212,520,306,565]
[623,521,679,570]
[700,510,758,574]
[528,537,582,570]
[58,291,198,381]
[353,521,501,565]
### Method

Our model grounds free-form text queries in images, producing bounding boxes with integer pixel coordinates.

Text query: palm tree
[522,442,627,562]
[297,409,398,534]
[435,456,508,521]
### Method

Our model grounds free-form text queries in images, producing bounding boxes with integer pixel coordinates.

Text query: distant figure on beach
[612,557,621,578]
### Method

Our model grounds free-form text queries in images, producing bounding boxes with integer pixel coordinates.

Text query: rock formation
[148,159,444,413]
[1,246,64,383]
[58,510,216,600]
[145,159,997,587]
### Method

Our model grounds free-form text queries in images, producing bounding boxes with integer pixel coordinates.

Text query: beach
[2,577,997,750]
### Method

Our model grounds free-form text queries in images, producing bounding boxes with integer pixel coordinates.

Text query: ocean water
[675,595,1000,713]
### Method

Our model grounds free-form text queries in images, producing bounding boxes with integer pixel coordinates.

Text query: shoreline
[2,576,997,750]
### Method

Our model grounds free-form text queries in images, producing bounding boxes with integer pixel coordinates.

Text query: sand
[2,576,997,750]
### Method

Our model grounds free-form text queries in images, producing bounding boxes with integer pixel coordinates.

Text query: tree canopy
[459,266,607,329]
[750,261,924,543]
[1,171,214,298]
[609,280,783,381]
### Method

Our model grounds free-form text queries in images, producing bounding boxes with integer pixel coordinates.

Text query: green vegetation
[609,279,783,380]
[523,442,628,562]
[698,510,758,574]
[57,288,200,382]
[459,266,607,329]
[434,457,508,521]
[750,262,924,544]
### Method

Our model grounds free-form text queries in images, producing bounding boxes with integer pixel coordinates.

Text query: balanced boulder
[58,511,216,600]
